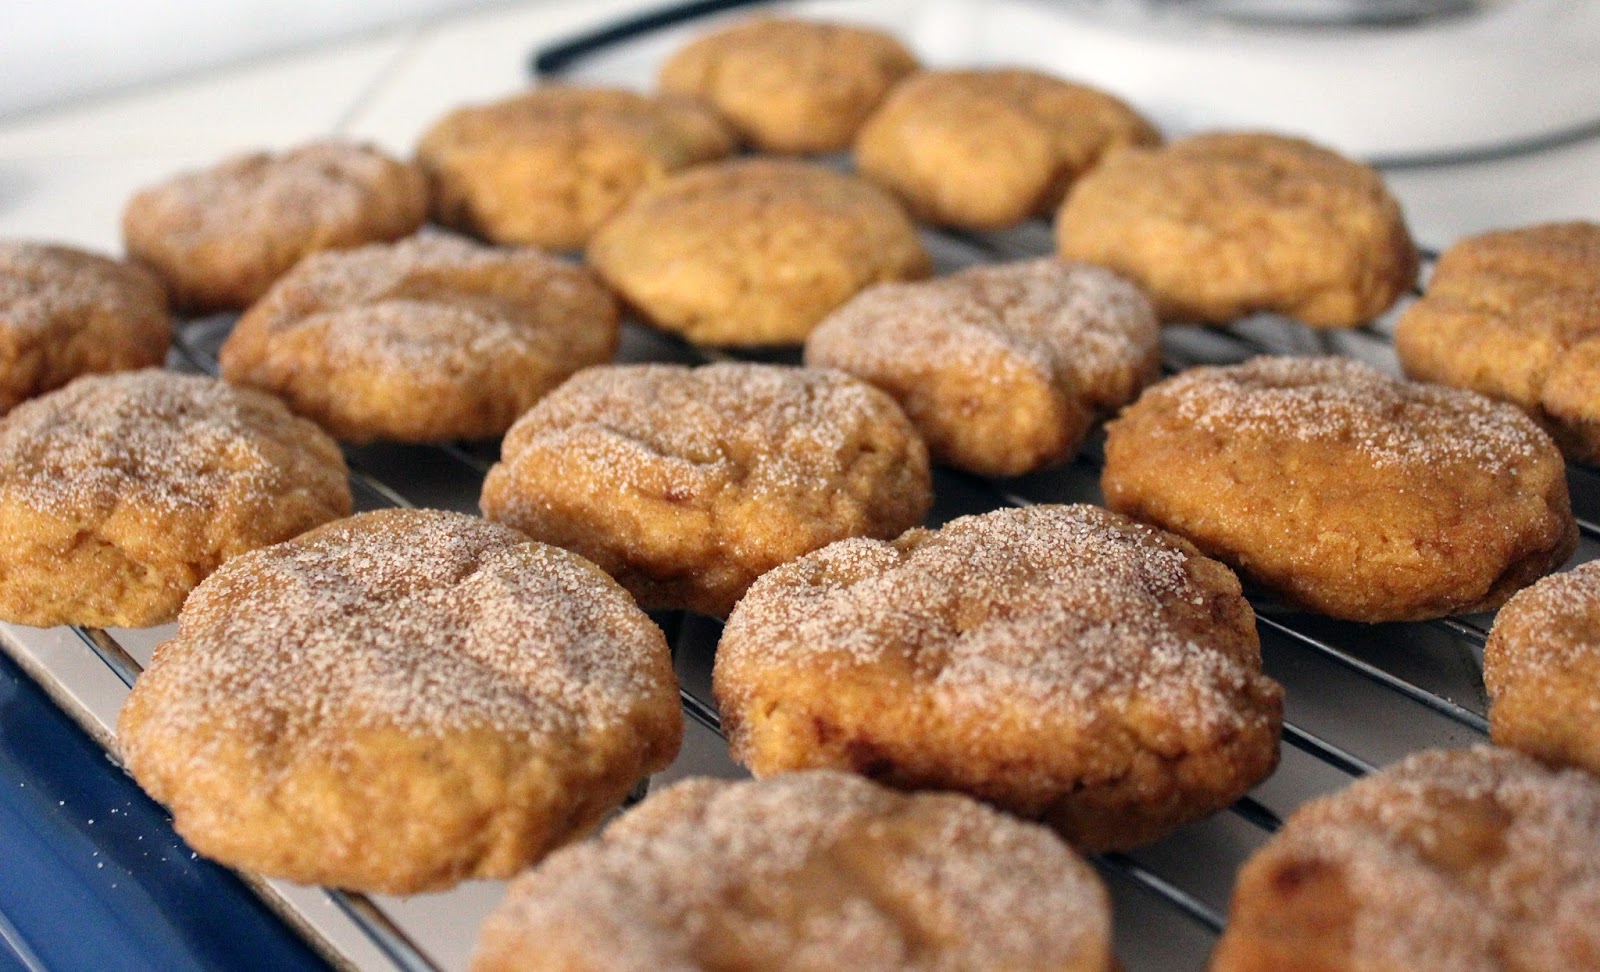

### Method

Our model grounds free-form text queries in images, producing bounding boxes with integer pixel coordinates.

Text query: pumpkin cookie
[587,158,930,346]
[219,235,618,443]
[1102,356,1575,622]
[1057,133,1416,327]
[1396,222,1600,462]
[1214,746,1600,972]
[417,87,736,250]
[1485,561,1600,777]
[480,363,932,617]
[714,504,1284,852]
[117,508,683,894]
[856,69,1160,229]
[805,259,1160,476]
[122,141,427,312]
[473,772,1114,972]
[0,241,171,414]
[659,17,918,154]
[0,370,350,628]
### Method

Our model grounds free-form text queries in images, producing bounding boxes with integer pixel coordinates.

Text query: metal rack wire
[7,5,1594,969]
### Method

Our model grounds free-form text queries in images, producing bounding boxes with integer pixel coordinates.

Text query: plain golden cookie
[123,141,427,312]
[0,241,171,415]
[0,370,350,628]
[855,68,1160,230]
[805,259,1160,476]
[714,504,1283,852]
[1485,561,1600,777]
[1395,222,1600,462]
[416,86,737,250]
[117,508,683,895]
[218,235,618,443]
[1058,133,1416,328]
[659,17,919,154]
[587,158,931,346]
[480,362,932,617]
[1103,357,1575,622]
[1213,746,1600,972]
[472,771,1113,972]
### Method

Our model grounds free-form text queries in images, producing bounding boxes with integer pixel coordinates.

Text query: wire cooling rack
[7,3,1600,970]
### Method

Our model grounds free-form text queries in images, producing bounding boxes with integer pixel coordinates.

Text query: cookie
[805,259,1160,476]
[1057,133,1417,328]
[416,86,737,250]
[1101,356,1576,622]
[0,370,350,628]
[1213,746,1600,972]
[1485,561,1600,777]
[659,17,919,154]
[1395,222,1600,462]
[123,141,427,312]
[586,158,931,346]
[480,363,932,617]
[218,235,619,443]
[472,771,1113,972]
[117,508,683,895]
[855,68,1160,230]
[714,504,1283,852]
[0,241,171,414]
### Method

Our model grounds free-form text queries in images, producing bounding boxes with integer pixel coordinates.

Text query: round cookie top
[417,86,737,249]
[123,140,427,312]
[117,508,683,894]
[472,771,1113,972]
[1102,356,1575,621]
[1057,132,1416,328]
[805,258,1160,475]
[0,241,171,414]
[714,503,1283,851]
[659,17,919,154]
[586,158,931,347]
[1213,746,1600,972]
[0,369,351,628]
[1485,561,1600,776]
[480,362,932,617]
[855,68,1160,229]
[219,234,619,443]
[1395,221,1600,462]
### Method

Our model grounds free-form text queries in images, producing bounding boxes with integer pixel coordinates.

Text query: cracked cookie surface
[117,508,682,894]
[0,369,350,627]
[473,771,1113,972]
[480,362,932,617]
[713,503,1283,851]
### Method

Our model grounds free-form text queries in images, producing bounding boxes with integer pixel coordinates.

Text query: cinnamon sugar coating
[1485,561,1600,777]
[219,235,618,443]
[0,370,350,628]
[0,242,171,414]
[1057,133,1416,328]
[805,259,1160,476]
[472,772,1113,972]
[1395,222,1600,462]
[587,158,931,347]
[1213,746,1600,972]
[1102,357,1576,622]
[417,87,737,250]
[117,508,683,895]
[856,69,1160,230]
[480,363,932,617]
[123,141,427,312]
[659,17,919,154]
[714,504,1283,852]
